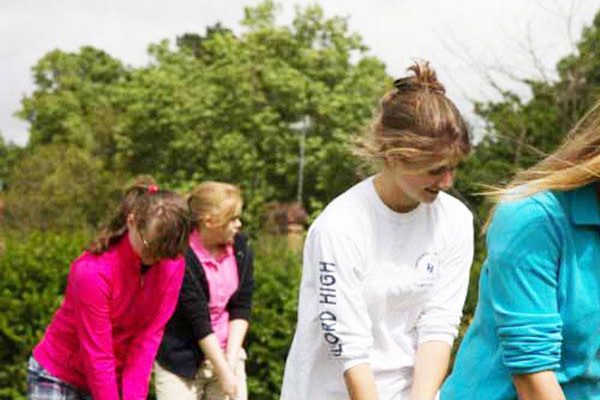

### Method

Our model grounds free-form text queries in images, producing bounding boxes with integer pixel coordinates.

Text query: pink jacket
[33,235,185,400]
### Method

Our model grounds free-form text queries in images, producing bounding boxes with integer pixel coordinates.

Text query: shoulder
[68,252,114,301]
[487,190,566,256]
[436,192,473,221]
[233,232,251,254]
[311,178,372,236]
[491,190,565,233]
[432,192,474,236]
[70,251,111,283]
[160,256,186,275]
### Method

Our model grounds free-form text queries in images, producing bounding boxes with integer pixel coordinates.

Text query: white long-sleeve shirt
[281,177,474,400]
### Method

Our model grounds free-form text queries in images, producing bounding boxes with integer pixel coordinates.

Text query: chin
[421,190,440,202]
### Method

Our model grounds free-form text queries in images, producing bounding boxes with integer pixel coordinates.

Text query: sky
[2,0,600,145]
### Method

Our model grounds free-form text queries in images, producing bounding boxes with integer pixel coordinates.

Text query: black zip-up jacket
[156,233,255,378]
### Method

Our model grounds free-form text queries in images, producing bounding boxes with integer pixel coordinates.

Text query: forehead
[397,151,463,174]
[216,197,242,214]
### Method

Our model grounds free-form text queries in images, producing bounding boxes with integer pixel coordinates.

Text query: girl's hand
[217,366,238,398]
[226,351,239,371]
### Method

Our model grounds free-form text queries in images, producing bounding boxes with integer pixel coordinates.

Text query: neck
[197,228,226,256]
[373,173,419,213]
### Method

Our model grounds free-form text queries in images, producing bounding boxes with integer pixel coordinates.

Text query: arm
[226,319,249,367]
[413,211,474,398]
[227,237,255,322]
[344,363,379,400]
[121,260,185,400]
[513,371,566,400]
[70,262,120,400]
[199,333,237,397]
[409,341,451,400]
[306,229,374,398]
[226,238,254,365]
[486,199,566,399]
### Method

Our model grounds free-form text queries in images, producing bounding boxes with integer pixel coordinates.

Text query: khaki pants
[154,350,247,400]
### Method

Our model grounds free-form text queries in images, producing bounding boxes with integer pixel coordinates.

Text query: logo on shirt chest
[415,252,440,287]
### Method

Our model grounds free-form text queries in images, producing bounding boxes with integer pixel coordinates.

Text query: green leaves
[4,144,122,231]
[12,2,387,230]
[246,237,302,399]
[0,232,88,399]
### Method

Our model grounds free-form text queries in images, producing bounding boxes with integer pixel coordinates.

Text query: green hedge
[246,238,302,399]
[0,231,88,400]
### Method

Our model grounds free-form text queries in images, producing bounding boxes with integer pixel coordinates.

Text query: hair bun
[393,61,445,95]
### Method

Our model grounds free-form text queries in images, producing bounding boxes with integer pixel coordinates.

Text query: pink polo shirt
[189,230,239,349]
[33,235,185,400]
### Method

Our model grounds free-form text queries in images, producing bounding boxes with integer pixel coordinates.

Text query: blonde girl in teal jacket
[442,103,600,399]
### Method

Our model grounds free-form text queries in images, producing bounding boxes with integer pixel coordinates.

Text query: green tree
[454,9,600,323]
[0,136,23,192]
[17,47,129,168]
[16,2,388,229]
[4,144,122,231]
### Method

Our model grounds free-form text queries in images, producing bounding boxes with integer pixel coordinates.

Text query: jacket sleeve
[70,261,120,400]
[121,259,185,399]
[227,239,255,321]
[487,198,563,374]
[416,209,474,345]
[179,251,214,341]
[305,228,372,372]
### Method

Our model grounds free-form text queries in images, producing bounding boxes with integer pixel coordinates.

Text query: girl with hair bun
[281,61,474,400]
[155,181,254,400]
[27,176,191,400]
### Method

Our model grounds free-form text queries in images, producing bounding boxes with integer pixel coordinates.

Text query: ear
[126,213,135,229]
[383,154,397,168]
[202,214,218,229]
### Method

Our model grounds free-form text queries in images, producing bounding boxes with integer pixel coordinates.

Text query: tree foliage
[453,7,600,329]
[12,1,387,232]
[4,144,122,231]
[455,11,600,223]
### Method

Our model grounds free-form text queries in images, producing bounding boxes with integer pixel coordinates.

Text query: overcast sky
[2,0,599,145]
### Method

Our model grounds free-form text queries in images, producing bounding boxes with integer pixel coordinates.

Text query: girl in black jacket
[155,182,254,400]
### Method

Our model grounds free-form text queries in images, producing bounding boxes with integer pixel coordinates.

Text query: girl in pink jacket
[27,177,191,400]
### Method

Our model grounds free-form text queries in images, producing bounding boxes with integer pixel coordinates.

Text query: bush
[246,236,302,400]
[0,231,88,400]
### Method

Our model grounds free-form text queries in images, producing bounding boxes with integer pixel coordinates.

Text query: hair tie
[393,77,414,92]
[148,184,159,194]
[393,77,445,95]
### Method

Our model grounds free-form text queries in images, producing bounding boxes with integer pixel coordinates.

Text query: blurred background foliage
[3,1,600,398]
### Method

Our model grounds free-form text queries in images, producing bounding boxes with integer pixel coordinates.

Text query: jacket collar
[569,183,600,226]
[189,229,233,265]
[115,233,143,273]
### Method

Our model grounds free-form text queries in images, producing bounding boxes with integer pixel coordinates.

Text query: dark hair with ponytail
[89,175,191,259]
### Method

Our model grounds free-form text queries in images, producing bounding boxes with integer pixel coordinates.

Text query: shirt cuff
[342,357,371,372]
[418,332,455,346]
[497,313,562,373]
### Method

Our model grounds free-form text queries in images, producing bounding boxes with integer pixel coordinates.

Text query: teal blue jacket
[442,184,600,399]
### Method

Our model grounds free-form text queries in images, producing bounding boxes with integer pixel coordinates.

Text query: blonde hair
[492,100,600,200]
[354,60,470,172]
[481,100,600,232]
[188,181,243,228]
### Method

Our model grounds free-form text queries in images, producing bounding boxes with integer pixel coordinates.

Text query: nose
[234,217,242,230]
[438,169,454,190]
